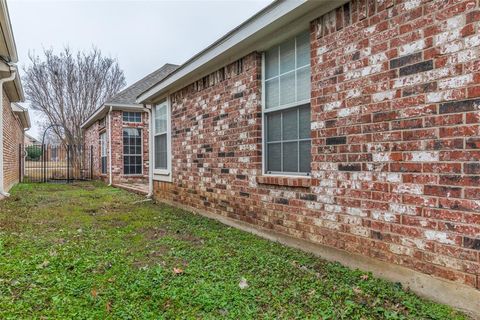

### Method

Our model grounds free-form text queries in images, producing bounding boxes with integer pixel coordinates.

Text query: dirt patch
[174,231,204,246]
[138,227,167,241]
[72,183,96,191]
[0,219,22,232]
[132,245,171,269]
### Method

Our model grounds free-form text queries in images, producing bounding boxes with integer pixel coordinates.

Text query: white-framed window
[123,128,142,175]
[153,99,171,175]
[100,132,107,174]
[262,31,311,176]
[123,112,142,123]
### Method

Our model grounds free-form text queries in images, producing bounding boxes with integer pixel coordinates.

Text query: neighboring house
[24,133,40,145]
[0,0,29,197]
[136,0,480,313]
[81,63,178,189]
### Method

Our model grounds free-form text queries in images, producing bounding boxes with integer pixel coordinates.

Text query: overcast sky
[8,0,272,139]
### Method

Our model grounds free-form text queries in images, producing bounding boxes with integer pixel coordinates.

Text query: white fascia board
[11,103,30,129]
[136,0,312,104]
[0,0,18,63]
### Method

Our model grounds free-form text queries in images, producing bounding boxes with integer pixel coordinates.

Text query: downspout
[145,105,153,198]
[0,69,17,197]
[108,106,113,186]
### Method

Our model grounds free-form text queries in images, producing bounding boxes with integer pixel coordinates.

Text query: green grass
[0,182,469,319]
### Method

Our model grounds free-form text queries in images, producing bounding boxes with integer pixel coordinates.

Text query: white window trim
[122,127,143,176]
[153,97,172,177]
[100,132,107,175]
[261,31,312,177]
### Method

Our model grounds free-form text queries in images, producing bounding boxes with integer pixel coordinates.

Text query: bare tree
[24,47,126,145]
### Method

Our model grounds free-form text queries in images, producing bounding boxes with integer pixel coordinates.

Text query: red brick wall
[2,92,24,192]
[83,110,149,184]
[154,0,480,290]
[83,120,103,181]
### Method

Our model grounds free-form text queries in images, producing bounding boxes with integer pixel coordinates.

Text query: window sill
[256,175,311,188]
[154,170,170,176]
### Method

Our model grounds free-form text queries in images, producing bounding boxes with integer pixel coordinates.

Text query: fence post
[90,145,93,180]
[42,144,46,183]
[18,144,22,183]
[67,145,71,183]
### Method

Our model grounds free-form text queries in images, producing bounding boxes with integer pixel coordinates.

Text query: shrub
[26,145,43,161]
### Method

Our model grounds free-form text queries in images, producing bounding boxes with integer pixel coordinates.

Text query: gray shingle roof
[106,63,179,106]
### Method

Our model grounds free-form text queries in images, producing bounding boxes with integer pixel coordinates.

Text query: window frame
[261,31,312,177]
[122,111,142,123]
[153,98,171,176]
[122,127,143,176]
[100,132,107,175]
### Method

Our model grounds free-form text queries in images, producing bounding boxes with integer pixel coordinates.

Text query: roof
[0,0,17,63]
[0,0,24,102]
[11,103,30,129]
[136,0,345,104]
[106,63,179,106]
[81,63,179,129]
[25,133,39,143]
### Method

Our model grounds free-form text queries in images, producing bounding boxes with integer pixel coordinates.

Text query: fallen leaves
[173,267,184,275]
[239,277,249,289]
[106,300,112,312]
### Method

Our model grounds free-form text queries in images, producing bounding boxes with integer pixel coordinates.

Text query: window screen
[265,104,311,174]
[263,31,311,175]
[264,31,311,110]
[100,132,107,174]
[123,128,142,175]
[154,102,169,170]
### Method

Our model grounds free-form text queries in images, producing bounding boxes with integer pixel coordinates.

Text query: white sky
[8,0,272,139]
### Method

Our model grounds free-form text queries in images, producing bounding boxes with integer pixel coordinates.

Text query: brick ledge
[256,175,311,188]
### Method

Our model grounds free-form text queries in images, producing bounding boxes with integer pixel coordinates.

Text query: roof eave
[12,103,30,129]
[0,0,18,63]
[136,0,341,104]
[80,103,145,129]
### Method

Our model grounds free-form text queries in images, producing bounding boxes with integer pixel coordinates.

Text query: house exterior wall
[154,0,480,291]
[83,120,102,180]
[2,91,24,192]
[83,110,149,185]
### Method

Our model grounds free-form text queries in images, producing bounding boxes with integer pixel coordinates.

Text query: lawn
[0,182,469,319]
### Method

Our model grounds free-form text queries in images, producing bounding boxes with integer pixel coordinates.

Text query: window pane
[265,78,279,109]
[267,112,281,142]
[280,37,295,74]
[299,105,311,139]
[123,129,142,174]
[264,105,311,174]
[280,71,295,106]
[265,47,279,79]
[155,134,167,169]
[283,142,298,172]
[155,104,167,134]
[282,108,297,140]
[101,157,107,174]
[299,140,311,173]
[296,67,310,102]
[267,143,281,172]
[296,32,310,68]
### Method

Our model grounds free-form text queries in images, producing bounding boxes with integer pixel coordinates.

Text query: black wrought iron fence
[21,144,93,183]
